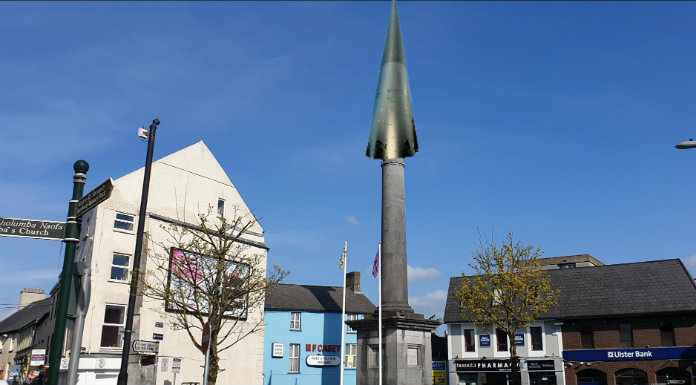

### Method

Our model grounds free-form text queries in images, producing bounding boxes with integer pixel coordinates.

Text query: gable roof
[265,283,376,314]
[0,297,52,334]
[444,259,696,323]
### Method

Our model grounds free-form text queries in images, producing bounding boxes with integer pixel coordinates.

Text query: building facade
[68,141,269,385]
[0,290,52,383]
[263,272,376,385]
[548,259,696,385]
[444,280,566,385]
[444,257,696,385]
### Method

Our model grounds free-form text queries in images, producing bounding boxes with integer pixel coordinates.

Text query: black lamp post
[117,119,160,385]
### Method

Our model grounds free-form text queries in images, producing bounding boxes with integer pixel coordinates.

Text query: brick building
[546,259,696,385]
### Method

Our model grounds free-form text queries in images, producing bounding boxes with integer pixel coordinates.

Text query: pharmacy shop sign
[564,347,696,362]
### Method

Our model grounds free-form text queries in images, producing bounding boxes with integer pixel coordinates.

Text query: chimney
[346,272,361,293]
[19,288,46,310]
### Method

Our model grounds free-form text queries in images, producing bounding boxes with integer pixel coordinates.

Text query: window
[558,263,576,269]
[492,289,503,306]
[464,329,475,352]
[345,343,357,369]
[660,323,675,347]
[114,213,134,232]
[496,329,508,351]
[290,312,301,331]
[530,326,543,351]
[347,314,358,333]
[581,327,594,349]
[289,344,300,373]
[619,323,633,348]
[110,253,130,281]
[217,199,225,217]
[100,305,125,348]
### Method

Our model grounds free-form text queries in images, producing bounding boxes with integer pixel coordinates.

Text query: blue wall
[263,310,364,385]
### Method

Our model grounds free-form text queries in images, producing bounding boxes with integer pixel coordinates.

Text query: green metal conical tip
[366,0,418,160]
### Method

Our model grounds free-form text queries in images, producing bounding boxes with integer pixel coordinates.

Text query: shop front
[527,360,558,385]
[454,359,520,385]
[564,347,696,385]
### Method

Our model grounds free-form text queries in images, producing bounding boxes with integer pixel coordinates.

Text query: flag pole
[378,242,383,385]
[340,239,348,385]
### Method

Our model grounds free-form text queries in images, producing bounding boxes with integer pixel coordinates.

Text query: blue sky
[2,1,696,324]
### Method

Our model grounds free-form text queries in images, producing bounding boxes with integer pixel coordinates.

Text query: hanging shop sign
[306,355,340,367]
[479,334,491,347]
[455,359,520,373]
[30,349,47,366]
[515,333,524,346]
[563,347,696,362]
[0,217,65,240]
[526,360,555,371]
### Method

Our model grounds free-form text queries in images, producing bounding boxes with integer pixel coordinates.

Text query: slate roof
[265,284,376,314]
[444,259,696,323]
[0,298,52,334]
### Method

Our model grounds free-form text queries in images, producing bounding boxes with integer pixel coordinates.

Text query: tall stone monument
[347,1,441,384]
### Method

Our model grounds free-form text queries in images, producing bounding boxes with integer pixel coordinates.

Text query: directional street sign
[132,340,159,354]
[0,217,66,240]
[76,178,113,218]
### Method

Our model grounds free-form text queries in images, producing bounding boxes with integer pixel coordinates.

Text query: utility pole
[47,160,89,385]
[117,119,160,385]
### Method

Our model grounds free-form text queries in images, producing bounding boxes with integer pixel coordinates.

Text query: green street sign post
[47,160,89,385]
[0,217,66,240]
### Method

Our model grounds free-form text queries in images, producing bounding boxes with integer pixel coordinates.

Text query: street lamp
[675,139,696,149]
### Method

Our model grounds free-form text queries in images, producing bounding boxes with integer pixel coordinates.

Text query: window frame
[110,252,131,282]
[580,327,594,349]
[113,212,135,232]
[290,312,301,331]
[464,328,476,352]
[217,199,225,217]
[100,304,126,349]
[346,314,359,333]
[345,343,357,369]
[619,323,633,348]
[530,326,543,351]
[289,343,300,373]
[496,328,509,352]
[660,323,675,347]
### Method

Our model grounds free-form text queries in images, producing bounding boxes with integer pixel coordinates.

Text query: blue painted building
[263,272,376,385]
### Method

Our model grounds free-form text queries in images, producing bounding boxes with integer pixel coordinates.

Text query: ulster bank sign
[564,347,696,362]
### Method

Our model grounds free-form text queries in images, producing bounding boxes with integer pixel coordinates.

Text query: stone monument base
[348,312,441,385]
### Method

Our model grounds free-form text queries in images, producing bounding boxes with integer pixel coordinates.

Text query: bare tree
[455,233,559,385]
[140,208,288,385]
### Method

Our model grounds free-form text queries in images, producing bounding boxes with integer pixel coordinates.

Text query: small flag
[339,250,346,269]
[372,248,380,278]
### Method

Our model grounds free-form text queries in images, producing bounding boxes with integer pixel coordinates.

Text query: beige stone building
[71,141,267,385]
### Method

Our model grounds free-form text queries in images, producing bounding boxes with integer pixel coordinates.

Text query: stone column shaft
[381,158,413,314]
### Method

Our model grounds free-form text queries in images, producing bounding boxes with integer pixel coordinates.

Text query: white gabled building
[72,141,268,385]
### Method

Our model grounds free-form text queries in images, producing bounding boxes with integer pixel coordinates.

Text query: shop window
[496,328,508,351]
[619,323,633,348]
[347,314,358,333]
[581,327,594,349]
[656,367,691,385]
[615,368,647,385]
[530,326,543,351]
[660,323,675,347]
[110,253,131,281]
[114,213,135,232]
[464,328,475,352]
[290,312,301,330]
[345,343,357,369]
[217,199,225,217]
[577,369,607,385]
[289,343,300,373]
[100,305,125,348]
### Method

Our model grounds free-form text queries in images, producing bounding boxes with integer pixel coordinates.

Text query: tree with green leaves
[454,233,560,385]
[139,209,288,385]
